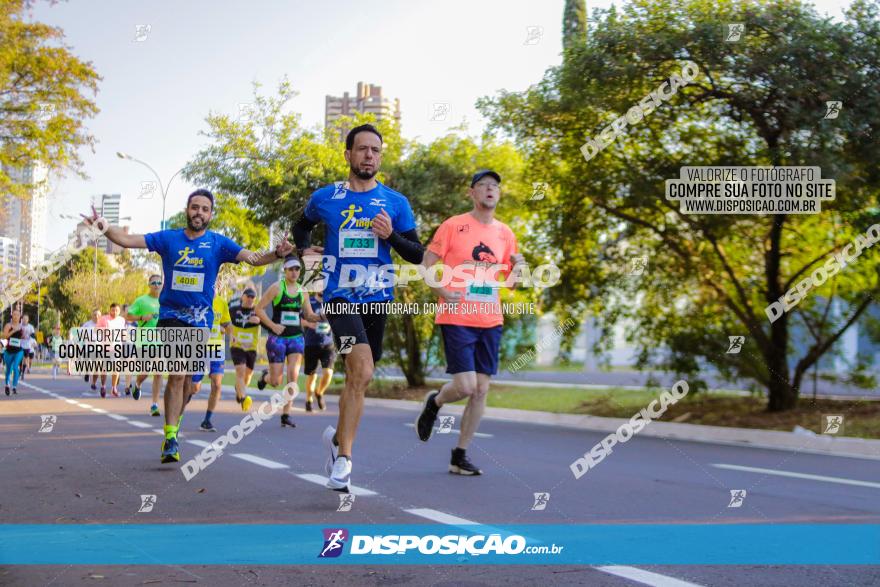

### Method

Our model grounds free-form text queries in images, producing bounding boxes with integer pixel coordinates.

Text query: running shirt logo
[369,198,386,207]
[339,205,372,229]
[175,246,205,267]
[198,241,212,249]
[319,528,348,558]
[472,242,498,264]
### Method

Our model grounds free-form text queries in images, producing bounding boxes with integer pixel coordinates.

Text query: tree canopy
[478,0,880,410]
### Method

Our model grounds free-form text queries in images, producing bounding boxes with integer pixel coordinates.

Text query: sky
[32,0,853,250]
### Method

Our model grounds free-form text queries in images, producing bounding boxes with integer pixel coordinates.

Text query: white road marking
[106,414,128,421]
[75,402,92,409]
[65,399,77,405]
[405,511,702,587]
[712,463,880,489]
[231,453,289,469]
[127,420,153,429]
[403,507,524,541]
[404,422,493,438]
[187,439,211,448]
[596,566,707,587]
[152,429,165,435]
[404,508,479,525]
[294,473,378,496]
[91,408,107,414]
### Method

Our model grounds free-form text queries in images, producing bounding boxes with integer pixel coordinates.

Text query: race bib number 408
[171,271,205,292]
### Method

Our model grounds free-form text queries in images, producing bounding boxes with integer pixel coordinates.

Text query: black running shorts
[304,344,337,375]
[322,299,389,364]
[230,347,256,370]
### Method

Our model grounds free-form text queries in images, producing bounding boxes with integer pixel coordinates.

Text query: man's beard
[187,215,209,231]
[350,163,377,180]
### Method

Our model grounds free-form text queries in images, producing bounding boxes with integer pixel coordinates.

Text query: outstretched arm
[236,233,294,267]
[82,204,146,248]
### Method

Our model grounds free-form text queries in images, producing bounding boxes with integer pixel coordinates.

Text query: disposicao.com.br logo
[318,528,563,558]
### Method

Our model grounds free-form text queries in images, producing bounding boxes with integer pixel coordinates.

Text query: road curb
[327,392,880,461]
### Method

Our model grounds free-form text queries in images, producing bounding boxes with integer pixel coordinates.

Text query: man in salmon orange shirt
[414,170,525,475]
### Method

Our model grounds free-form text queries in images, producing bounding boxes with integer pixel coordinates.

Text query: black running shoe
[83,375,89,383]
[317,394,325,410]
[415,391,440,442]
[281,414,296,428]
[449,448,482,476]
[124,385,131,396]
[12,388,16,395]
[4,385,9,396]
[305,400,313,413]
[257,370,268,391]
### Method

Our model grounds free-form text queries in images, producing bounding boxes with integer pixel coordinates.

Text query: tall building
[98,194,121,253]
[325,82,401,134]
[0,162,48,269]
[0,236,20,279]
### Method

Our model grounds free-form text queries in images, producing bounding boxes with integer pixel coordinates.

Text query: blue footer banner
[0,524,877,565]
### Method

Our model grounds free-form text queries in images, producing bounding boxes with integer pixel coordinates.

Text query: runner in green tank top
[255,256,323,428]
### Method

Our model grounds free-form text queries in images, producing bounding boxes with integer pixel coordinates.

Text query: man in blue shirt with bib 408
[82,189,293,464]
[294,123,424,492]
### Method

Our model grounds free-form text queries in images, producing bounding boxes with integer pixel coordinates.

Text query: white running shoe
[322,425,338,477]
[326,456,352,492]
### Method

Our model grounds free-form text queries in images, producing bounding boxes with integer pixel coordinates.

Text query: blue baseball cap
[470,170,501,187]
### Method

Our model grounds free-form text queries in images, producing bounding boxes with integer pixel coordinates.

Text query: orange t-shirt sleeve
[427,220,452,258]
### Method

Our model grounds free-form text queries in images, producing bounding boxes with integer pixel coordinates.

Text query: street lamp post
[116,152,185,230]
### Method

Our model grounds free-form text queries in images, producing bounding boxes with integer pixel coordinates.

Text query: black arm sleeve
[386,228,424,264]
[293,214,318,252]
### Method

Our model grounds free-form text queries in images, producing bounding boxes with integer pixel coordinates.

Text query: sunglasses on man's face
[149,281,162,286]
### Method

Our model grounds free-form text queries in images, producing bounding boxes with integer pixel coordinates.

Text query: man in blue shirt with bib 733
[294,123,424,492]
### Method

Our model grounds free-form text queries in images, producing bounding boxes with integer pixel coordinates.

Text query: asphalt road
[1,372,878,586]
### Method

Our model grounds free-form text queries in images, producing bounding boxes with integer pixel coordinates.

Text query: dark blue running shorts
[440,325,503,375]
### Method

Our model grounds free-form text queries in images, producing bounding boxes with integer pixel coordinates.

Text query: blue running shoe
[161,437,180,464]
